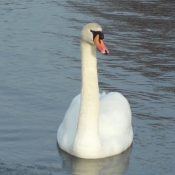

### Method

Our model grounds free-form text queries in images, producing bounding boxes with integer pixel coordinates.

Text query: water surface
[0,0,175,175]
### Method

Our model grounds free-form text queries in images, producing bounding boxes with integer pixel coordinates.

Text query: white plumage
[57,23,133,159]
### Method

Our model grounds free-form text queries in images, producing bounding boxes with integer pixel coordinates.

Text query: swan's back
[99,92,133,156]
[58,92,133,157]
[57,95,80,154]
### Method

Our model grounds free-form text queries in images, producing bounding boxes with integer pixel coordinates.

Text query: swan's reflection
[57,143,132,175]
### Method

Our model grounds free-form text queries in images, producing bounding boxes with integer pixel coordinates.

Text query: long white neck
[73,41,102,158]
[80,41,99,125]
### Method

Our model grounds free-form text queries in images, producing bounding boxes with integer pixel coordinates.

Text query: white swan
[57,23,133,159]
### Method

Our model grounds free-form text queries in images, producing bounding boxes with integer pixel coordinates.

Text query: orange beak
[93,35,109,54]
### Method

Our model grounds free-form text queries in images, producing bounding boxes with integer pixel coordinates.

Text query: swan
[57,23,133,159]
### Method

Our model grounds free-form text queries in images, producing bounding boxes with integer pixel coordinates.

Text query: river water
[0,0,174,175]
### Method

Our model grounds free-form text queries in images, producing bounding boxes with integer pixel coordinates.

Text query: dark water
[0,0,174,175]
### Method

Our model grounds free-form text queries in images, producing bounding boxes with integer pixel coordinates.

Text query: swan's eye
[90,30,104,40]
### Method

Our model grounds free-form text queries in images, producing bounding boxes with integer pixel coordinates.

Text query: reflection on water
[57,144,132,175]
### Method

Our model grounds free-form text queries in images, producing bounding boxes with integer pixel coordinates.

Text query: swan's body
[57,23,133,159]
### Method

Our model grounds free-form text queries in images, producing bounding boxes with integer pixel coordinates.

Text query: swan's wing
[57,94,80,153]
[99,92,133,154]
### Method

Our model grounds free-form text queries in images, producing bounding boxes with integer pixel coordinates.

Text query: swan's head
[81,23,109,54]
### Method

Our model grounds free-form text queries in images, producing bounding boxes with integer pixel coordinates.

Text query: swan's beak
[93,35,109,54]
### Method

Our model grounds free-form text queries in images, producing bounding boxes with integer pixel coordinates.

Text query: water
[0,0,174,174]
